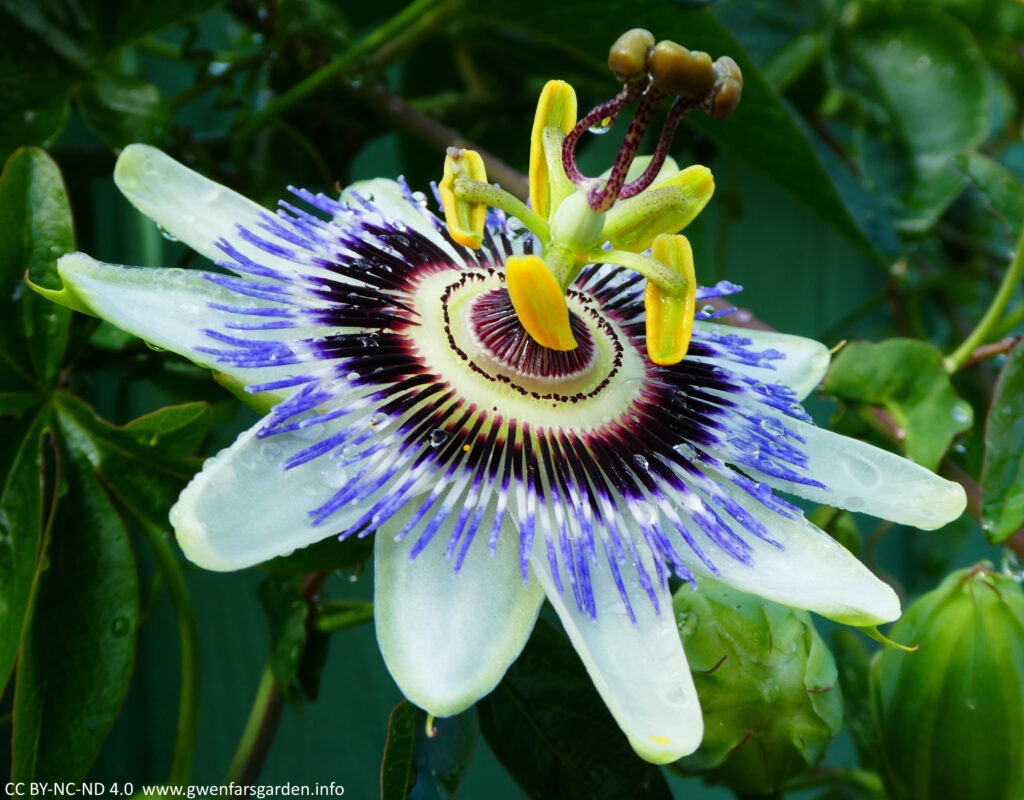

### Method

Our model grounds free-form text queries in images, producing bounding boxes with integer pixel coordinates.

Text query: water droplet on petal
[429,428,449,447]
[633,454,649,470]
[157,225,179,242]
[261,442,285,464]
[319,464,349,489]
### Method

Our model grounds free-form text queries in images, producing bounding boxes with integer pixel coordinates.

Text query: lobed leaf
[981,343,1024,543]
[825,339,973,471]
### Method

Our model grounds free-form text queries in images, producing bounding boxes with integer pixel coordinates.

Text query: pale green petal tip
[113,142,161,197]
[168,479,232,572]
[27,253,95,316]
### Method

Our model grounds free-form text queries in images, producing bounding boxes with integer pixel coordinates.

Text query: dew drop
[631,500,659,527]
[951,403,971,425]
[261,442,285,464]
[429,428,449,447]
[319,464,349,489]
[110,616,132,637]
[841,453,882,489]
[292,423,321,441]
[759,417,785,437]
[412,191,428,208]
[346,370,360,382]
[632,454,650,470]
[157,225,179,242]
[700,304,716,315]
[588,116,614,135]
[966,697,978,711]
[369,412,389,430]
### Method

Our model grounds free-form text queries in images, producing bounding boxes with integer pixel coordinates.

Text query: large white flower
[39,65,965,765]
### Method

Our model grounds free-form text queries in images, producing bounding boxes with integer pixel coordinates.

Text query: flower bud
[649,41,715,99]
[673,577,842,794]
[607,29,655,81]
[707,56,742,120]
[872,566,1024,800]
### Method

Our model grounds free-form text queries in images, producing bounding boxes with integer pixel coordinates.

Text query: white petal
[531,546,703,764]
[170,422,365,570]
[686,484,900,626]
[692,321,830,400]
[114,144,313,275]
[55,253,298,400]
[374,509,543,717]
[746,418,967,530]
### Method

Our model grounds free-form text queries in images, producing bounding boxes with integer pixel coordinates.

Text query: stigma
[437,30,743,366]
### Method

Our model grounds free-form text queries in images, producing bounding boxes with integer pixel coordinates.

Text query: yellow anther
[529,80,577,220]
[605,164,714,253]
[644,234,697,365]
[505,255,578,351]
[439,148,488,249]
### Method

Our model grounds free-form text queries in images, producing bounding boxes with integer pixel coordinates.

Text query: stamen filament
[453,177,550,242]
[590,247,689,295]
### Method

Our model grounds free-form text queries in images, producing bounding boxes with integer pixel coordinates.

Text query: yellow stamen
[644,234,697,365]
[529,80,577,219]
[505,255,578,351]
[439,148,488,249]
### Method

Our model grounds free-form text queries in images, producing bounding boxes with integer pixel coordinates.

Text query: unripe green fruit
[673,577,842,795]
[648,41,716,99]
[872,566,1024,800]
[607,29,655,81]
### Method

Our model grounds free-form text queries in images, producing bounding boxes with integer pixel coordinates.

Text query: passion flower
[35,40,965,764]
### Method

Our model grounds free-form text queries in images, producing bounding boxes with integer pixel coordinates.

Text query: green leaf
[52,392,210,528]
[0,0,221,68]
[258,574,310,701]
[829,7,990,231]
[0,92,69,167]
[73,75,172,150]
[981,343,1024,543]
[477,618,672,800]
[0,146,74,385]
[11,454,139,781]
[381,700,478,800]
[470,1,887,264]
[0,408,49,690]
[954,151,1024,250]
[824,339,973,471]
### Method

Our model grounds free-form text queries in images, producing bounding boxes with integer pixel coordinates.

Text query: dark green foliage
[477,619,673,800]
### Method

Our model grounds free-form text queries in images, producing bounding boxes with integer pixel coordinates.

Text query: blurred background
[1,0,1023,797]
